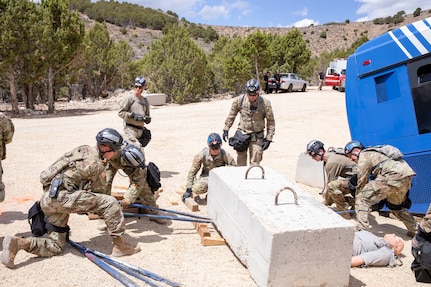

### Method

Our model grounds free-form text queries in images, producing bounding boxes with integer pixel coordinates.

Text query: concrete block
[146,93,166,106]
[208,166,353,287]
[295,152,325,188]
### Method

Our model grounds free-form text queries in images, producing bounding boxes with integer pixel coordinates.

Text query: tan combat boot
[111,237,141,257]
[1,236,31,268]
[148,210,168,225]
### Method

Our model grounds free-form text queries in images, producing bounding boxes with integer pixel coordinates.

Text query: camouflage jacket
[56,145,107,193]
[223,94,275,141]
[356,149,416,192]
[0,112,14,159]
[105,151,150,203]
[186,147,236,188]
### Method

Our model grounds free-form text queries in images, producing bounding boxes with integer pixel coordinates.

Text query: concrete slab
[146,93,166,106]
[295,152,325,188]
[208,166,353,287]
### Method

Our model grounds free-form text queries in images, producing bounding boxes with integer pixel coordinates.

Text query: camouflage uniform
[0,112,14,201]
[29,145,126,257]
[355,149,417,233]
[105,150,157,211]
[325,152,357,211]
[118,91,150,148]
[223,94,275,166]
[418,204,431,233]
[187,147,236,194]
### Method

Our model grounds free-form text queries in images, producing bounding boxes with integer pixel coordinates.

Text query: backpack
[364,145,403,160]
[28,201,47,237]
[412,228,431,283]
[146,162,161,193]
[39,145,87,186]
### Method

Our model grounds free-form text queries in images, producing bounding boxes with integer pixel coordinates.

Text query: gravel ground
[0,86,426,287]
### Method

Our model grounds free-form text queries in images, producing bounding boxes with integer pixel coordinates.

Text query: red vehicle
[324,58,347,91]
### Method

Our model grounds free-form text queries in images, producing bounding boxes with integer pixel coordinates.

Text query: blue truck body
[345,17,431,214]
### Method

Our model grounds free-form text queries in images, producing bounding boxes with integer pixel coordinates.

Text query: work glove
[182,188,193,203]
[120,198,132,209]
[261,139,271,151]
[143,116,151,124]
[222,130,229,142]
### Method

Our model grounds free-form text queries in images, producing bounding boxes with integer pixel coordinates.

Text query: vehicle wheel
[288,84,293,92]
[339,86,345,92]
[268,88,273,93]
[301,84,306,92]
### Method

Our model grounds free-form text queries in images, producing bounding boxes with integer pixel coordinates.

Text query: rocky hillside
[81,11,431,59]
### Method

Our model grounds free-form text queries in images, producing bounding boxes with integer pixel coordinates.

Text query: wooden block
[197,224,211,237]
[184,197,199,212]
[88,213,102,220]
[113,185,128,190]
[169,196,179,205]
[201,236,226,246]
[111,190,125,200]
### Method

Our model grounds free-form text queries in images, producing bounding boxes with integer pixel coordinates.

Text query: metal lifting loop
[274,186,298,205]
[245,164,265,179]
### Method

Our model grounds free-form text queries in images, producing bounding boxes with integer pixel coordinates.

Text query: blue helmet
[344,140,364,154]
[207,133,222,149]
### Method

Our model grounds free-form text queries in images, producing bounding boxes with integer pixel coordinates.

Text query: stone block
[208,166,353,287]
[146,93,166,106]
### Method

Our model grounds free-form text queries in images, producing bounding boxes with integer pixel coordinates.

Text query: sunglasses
[135,86,144,89]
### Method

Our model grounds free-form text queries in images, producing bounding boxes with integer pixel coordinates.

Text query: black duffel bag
[229,130,251,152]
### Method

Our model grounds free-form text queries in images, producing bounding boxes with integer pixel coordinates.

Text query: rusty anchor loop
[274,186,298,205]
[244,164,265,179]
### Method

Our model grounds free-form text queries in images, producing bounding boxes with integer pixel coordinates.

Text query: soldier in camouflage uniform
[0,128,140,269]
[306,140,358,217]
[106,143,167,225]
[118,76,151,148]
[0,111,14,202]
[355,146,417,237]
[182,133,236,202]
[222,79,275,166]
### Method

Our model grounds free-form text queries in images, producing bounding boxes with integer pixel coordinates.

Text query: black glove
[131,112,146,121]
[348,174,357,196]
[222,130,229,142]
[261,139,271,151]
[143,116,151,124]
[182,188,193,203]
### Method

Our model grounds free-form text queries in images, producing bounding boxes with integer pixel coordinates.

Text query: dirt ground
[0,86,426,287]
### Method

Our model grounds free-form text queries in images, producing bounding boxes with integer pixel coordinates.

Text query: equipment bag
[138,127,151,147]
[364,145,403,160]
[40,145,87,186]
[146,162,161,193]
[228,129,251,152]
[28,201,47,237]
[412,227,431,283]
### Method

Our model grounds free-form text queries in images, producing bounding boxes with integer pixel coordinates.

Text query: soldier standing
[118,76,152,148]
[355,146,417,237]
[0,111,14,202]
[0,128,140,269]
[182,133,236,202]
[222,79,275,166]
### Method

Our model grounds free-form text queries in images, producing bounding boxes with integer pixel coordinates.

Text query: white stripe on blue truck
[388,18,431,60]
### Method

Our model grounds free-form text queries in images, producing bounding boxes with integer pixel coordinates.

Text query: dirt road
[0,86,423,286]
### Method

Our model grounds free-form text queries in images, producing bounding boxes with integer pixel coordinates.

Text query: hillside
[81,11,431,59]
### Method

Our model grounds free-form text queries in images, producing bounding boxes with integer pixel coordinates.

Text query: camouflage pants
[136,187,158,207]
[355,175,416,232]
[27,189,125,257]
[236,137,264,166]
[419,204,431,233]
[326,177,355,211]
[191,176,209,195]
[123,126,146,151]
